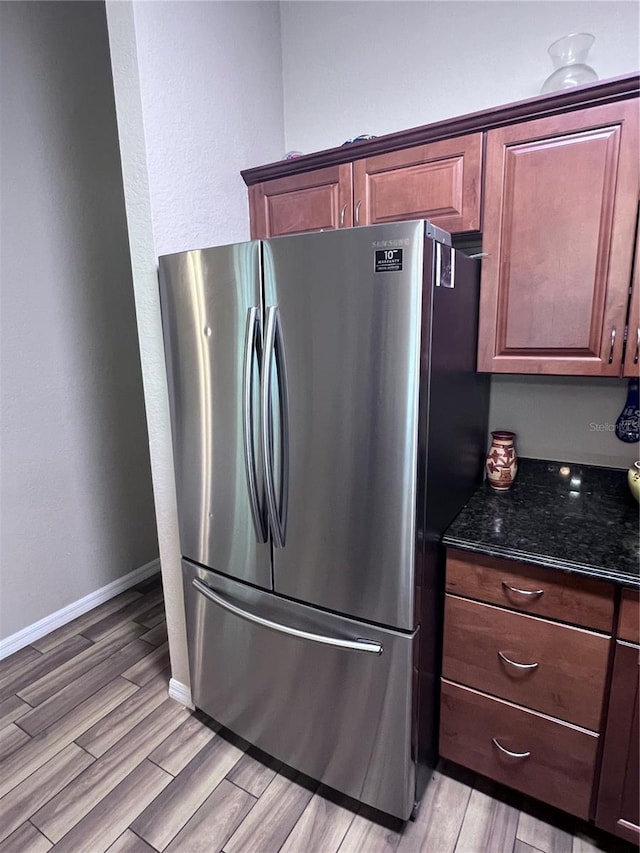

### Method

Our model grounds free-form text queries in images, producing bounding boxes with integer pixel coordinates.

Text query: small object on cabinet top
[342,134,377,145]
[282,151,304,160]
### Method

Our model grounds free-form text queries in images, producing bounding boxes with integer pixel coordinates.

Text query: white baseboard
[0,558,160,661]
[168,677,194,709]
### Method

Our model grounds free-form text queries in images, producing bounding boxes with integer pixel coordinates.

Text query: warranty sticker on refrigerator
[374,248,403,272]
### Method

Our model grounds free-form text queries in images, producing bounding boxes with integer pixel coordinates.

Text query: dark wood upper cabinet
[623,221,639,378]
[243,76,640,377]
[352,134,482,233]
[477,101,639,375]
[248,164,353,239]
[248,136,482,238]
[596,639,640,844]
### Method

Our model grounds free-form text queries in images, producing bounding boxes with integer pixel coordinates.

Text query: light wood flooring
[0,574,636,853]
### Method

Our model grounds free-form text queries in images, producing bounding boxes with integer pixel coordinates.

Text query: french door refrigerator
[159,220,489,820]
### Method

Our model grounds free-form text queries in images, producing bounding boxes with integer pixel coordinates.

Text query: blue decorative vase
[615,378,639,443]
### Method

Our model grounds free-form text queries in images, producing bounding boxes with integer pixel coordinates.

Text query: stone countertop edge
[442,457,640,590]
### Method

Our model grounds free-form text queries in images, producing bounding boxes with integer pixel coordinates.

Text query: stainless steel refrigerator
[159,220,489,820]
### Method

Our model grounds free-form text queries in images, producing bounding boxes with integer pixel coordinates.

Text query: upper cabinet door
[249,164,353,238]
[478,101,639,375]
[353,134,482,233]
[623,218,639,378]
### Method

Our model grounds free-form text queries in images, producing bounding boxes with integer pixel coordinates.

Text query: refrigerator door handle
[192,578,384,654]
[261,306,289,548]
[274,308,290,542]
[243,307,267,543]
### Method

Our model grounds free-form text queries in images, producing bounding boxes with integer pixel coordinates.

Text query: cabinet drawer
[618,588,639,644]
[440,679,598,819]
[446,549,615,631]
[443,595,609,730]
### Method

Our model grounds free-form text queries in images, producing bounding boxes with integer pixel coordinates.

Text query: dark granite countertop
[443,458,639,588]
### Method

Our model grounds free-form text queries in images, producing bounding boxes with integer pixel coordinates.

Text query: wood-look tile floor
[0,574,636,853]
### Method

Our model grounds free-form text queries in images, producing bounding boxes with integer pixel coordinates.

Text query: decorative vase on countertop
[628,461,640,503]
[615,378,639,443]
[540,33,598,94]
[485,431,518,491]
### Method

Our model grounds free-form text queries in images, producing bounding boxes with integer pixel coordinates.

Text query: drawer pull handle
[193,579,383,654]
[492,738,531,760]
[501,582,544,598]
[498,650,539,671]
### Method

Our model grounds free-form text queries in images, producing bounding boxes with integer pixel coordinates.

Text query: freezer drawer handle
[243,307,267,543]
[192,579,383,655]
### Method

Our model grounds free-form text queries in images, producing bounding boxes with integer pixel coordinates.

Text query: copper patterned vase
[485,431,518,491]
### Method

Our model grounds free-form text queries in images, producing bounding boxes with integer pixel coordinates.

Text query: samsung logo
[371,238,410,248]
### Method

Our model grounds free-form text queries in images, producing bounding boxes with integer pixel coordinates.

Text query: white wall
[281,0,640,153]
[489,376,635,468]
[280,0,639,469]
[106,0,285,690]
[133,0,286,255]
[0,1,158,641]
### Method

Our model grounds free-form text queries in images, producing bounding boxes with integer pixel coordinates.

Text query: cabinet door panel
[353,134,482,233]
[249,165,352,238]
[596,640,640,844]
[478,102,638,374]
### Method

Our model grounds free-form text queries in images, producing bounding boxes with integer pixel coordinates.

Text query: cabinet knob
[634,327,639,365]
[339,204,347,228]
[354,200,362,227]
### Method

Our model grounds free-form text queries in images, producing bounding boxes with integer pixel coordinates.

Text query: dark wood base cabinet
[595,640,640,844]
[441,549,640,842]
